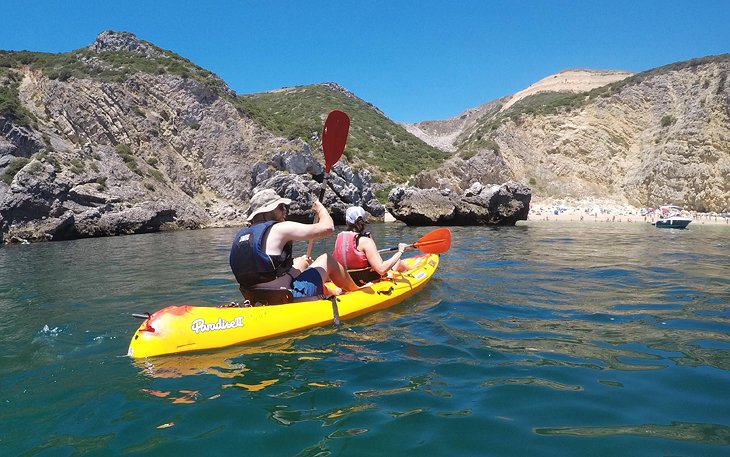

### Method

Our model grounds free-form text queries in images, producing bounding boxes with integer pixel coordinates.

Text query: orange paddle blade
[321,110,350,173]
[412,228,451,254]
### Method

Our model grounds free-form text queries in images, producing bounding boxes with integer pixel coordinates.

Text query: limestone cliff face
[496,61,730,211]
[1,69,283,241]
[16,66,280,202]
[499,69,633,112]
[0,32,380,242]
[408,60,730,212]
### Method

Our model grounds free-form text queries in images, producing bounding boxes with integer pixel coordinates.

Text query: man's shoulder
[272,220,305,231]
[270,220,311,239]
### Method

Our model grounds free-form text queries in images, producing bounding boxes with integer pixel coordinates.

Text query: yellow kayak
[127,253,439,358]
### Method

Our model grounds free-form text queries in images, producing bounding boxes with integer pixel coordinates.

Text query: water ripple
[535,421,730,446]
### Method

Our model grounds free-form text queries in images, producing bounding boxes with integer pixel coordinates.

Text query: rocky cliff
[405,59,730,212]
[0,31,382,243]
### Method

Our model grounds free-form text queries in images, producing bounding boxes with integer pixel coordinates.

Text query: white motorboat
[654,205,692,229]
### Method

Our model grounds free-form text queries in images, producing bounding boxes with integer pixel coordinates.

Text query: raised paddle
[378,228,452,255]
[307,110,350,257]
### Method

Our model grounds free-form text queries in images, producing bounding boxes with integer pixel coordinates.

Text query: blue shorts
[291,268,324,298]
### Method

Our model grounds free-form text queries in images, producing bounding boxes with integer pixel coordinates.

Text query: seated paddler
[229,189,359,304]
[332,206,409,286]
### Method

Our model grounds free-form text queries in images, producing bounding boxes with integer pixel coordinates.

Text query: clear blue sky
[3,0,729,123]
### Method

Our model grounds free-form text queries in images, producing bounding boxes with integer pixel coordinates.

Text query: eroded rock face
[0,156,209,242]
[249,152,385,225]
[387,181,531,226]
[0,118,42,159]
[403,61,730,212]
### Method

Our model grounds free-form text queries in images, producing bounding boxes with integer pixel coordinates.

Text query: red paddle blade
[413,228,452,254]
[321,110,350,173]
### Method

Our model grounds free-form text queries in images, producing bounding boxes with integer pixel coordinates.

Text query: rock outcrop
[248,149,384,224]
[87,30,162,57]
[387,181,531,226]
[414,148,512,194]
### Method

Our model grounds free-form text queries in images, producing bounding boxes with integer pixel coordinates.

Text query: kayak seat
[240,286,293,306]
[347,267,382,286]
[240,286,330,306]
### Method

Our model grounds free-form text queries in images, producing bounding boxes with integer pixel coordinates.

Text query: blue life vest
[229,221,293,288]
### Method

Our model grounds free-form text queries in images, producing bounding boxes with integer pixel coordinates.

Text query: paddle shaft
[378,228,452,255]
[378,244,413,253]
[378,239,444,252]
[306,178,329,257]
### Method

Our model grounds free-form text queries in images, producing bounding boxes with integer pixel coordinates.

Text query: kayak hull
[128,254,439,358]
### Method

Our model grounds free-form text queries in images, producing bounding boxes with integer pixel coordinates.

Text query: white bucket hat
[246,189,292,221]
[345,206,367,224]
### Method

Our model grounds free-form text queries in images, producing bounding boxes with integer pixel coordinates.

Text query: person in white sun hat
[332,206,409,286]
[229,189,359,301]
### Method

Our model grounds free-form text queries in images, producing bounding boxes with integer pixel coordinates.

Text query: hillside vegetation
[237,84,449,183]
[0,44,229,127]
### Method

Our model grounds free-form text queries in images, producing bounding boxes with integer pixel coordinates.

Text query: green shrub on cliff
[0,71,33,125]
[660,115,676,127]
[0,48,229,97]
[115,143,140,174]
[1,157,30,184]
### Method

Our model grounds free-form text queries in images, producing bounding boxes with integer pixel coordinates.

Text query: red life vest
[333,231,370,270]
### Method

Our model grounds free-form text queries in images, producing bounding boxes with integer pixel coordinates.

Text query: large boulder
[249,150,384,224]
[387,181,531,226]
[0,157,209,243]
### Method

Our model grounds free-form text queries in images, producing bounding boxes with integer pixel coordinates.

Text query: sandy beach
[528,201,730,226]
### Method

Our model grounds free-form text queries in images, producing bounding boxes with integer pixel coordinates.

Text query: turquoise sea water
[1,221,729,456]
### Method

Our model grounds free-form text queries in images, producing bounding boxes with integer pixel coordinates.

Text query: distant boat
[654,205,692,229]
